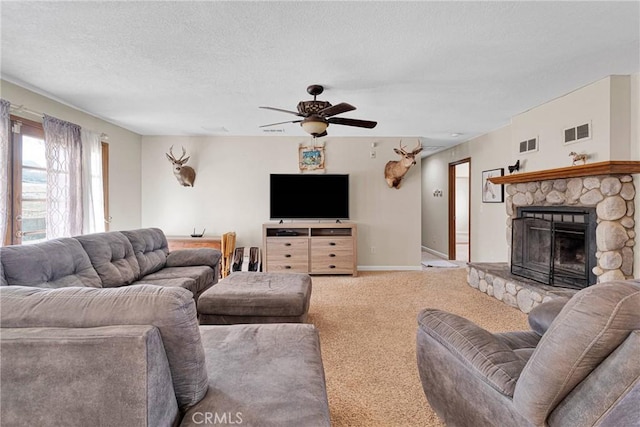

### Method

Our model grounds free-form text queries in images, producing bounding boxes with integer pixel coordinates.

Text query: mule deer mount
[384,141,423,189]
[166,146,196,187]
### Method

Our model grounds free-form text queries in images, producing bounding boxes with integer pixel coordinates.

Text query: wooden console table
[166,236,222,252]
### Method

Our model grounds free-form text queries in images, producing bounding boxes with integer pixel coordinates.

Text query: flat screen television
[270,174,349,220]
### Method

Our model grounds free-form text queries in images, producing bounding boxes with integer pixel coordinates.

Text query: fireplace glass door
[511,208,595,289]
[552,222,589,287]
[512,218,553,284]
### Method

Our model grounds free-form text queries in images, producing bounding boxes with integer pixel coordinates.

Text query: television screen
[270,174,349,220]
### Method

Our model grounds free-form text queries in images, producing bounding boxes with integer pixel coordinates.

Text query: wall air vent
[262,128,285,133]
[518,137,538,154]
[563,122,591,144]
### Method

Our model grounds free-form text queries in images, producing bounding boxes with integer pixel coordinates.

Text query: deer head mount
[166,146,196,187]
[384,141,423,189]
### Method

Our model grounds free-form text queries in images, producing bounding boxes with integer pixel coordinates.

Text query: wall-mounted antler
[166,145,196,187]
[384,140,423,189]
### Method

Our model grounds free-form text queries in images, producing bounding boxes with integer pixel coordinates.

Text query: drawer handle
[285,254,291,258]
[329,265,336,269]
[285,265,292,269]
[329,242,336,246]
[284,243,292,247]
[329,254,336,257]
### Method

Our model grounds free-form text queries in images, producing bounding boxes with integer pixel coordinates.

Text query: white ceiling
[1,1,639,151]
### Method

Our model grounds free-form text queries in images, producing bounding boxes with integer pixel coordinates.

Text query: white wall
[422,75,640,275]
[141,136,423,269]
[511,77,613,169]
[422,126,512,262]
[632,73,640,278]
[421,149,454,256]
[0,80,143,231]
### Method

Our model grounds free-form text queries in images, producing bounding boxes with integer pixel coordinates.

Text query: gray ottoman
[197,272,312,325]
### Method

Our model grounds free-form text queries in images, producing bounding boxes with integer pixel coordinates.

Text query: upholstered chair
[416,279,640,427]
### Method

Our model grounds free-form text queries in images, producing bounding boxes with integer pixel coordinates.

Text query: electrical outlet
[370,246,376,254]
[370,150,376,159]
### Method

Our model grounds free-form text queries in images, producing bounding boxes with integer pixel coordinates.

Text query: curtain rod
[9,103,109,140]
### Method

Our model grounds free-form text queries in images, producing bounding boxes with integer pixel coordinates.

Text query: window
[4,116,109,245]
[9,118,46,245]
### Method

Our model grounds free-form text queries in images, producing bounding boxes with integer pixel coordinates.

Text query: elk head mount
[166,146,196,187]
[384,141,423,189]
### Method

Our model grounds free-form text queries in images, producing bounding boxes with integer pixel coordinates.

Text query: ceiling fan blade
[319,102,356,117]
[328,117,377,129]
[259,106,303,116]
[314,131,328,138]
[259,120,302,128]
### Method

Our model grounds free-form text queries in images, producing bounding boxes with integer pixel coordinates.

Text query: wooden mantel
[489,161,640,185]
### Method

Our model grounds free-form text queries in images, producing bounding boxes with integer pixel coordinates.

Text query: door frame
[448,158,471,261]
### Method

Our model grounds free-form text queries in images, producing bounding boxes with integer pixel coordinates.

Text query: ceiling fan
[259,85,377,137]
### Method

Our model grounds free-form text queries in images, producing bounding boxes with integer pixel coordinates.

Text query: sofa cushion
[75,231,141,287]
[140,266,214,296]
[0,238,102,288]
[181,324,331,427]
[0,285,208,410]
[514,279,640,425]
[121,228,169,277]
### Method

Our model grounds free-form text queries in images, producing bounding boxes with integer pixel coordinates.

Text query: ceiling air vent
[518,137,538,154]
[564,122,591,144]
[422,146,444,152]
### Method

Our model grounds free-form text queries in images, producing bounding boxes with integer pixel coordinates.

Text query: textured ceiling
[1,1,639,150]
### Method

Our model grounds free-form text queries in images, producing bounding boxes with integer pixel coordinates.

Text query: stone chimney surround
[468,161,640,313]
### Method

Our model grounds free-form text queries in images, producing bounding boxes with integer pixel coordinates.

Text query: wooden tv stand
[262,222,357,276]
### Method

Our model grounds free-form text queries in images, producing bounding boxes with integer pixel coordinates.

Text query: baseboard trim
[421,246,448,259]
[358,266,423,272]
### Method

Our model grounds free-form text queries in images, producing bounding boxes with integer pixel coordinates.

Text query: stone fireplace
[467,161,639,313]
[506,174,635,284]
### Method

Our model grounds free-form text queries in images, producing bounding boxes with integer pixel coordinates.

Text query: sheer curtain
[43,115,83,238]
[0,99,10,246]
[81,129,105,234]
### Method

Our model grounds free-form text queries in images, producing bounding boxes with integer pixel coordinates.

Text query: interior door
[448,159,470,261]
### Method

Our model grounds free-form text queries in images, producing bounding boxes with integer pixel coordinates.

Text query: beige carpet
[307,269,529,427]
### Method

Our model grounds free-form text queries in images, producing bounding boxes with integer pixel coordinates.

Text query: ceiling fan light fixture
[301,116,328,136]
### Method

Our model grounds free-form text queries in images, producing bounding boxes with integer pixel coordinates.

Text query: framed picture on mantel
[482,168,504,203]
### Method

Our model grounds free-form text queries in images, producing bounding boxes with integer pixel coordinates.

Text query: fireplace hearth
[511,206,596,289]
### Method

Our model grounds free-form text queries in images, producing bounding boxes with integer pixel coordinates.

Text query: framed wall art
[482,168,504,203]
[299,144,325,171]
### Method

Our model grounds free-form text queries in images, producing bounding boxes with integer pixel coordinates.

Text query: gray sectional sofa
[0,229,331,426]
[0,228,220,302]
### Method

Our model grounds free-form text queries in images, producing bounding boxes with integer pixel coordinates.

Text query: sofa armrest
[0,325,179,426]
[0,285,208,411]
[166,248,222,270]
[417,309,527,397]
[528,297,571,336]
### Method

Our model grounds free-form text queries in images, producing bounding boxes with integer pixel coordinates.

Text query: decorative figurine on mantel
[569,151,588,165]
[508,159,520,174]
